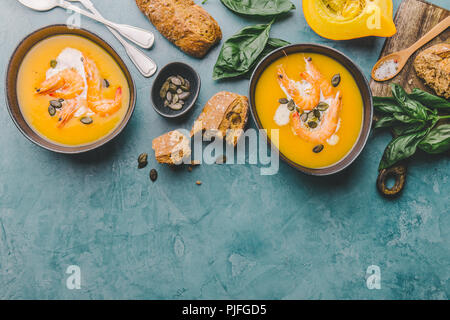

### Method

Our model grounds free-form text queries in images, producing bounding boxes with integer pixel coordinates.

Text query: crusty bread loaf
[152,130,191,164]
[191,91,249,146]
[414,43,450,99]
[135,0,222,58]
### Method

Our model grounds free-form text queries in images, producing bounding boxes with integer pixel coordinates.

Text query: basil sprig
[213,21,290,80]
[374,84,450,170]
[220,0,295,17]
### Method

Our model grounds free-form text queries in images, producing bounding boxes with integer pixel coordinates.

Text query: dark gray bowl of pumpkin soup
[249,44,372,175]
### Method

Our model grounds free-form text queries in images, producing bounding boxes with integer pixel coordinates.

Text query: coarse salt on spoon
[371,16,450,82]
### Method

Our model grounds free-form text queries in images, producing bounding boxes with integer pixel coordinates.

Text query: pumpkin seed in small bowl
[151,62,201,118]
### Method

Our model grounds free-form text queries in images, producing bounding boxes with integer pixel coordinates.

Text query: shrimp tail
[91,87,123,117]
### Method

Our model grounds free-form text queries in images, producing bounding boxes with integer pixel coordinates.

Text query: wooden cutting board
[370,0,449,197]
[370,0,449,96]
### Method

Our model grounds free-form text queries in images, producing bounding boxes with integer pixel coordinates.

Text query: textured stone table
[0,0,448,299]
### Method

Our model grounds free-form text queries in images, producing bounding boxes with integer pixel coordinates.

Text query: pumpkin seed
[308,121,318,128]
[178,92,190,100]
[279,98,289,104]
[331,74,341,87]
[172,94,179,104]
[169,84,178,93]
[50,100,62,109]
[231,114,241,125]
[171,77,182,86]
[164,100,169,107]
[181,79,190,91]
[149,169,158,182]
[313,109,321,120]
[307,112,316,121]
[179,100,185,105]
[48,105,56,116]
[317,102,329,111]
[287,100,295,111]
[177,88,183,94]
[313,144,324,153]
[50,60,57,68]
[160,81,170,98]
[80,117,93,125]
[300,112,308,122]
[102,79,110,88]
[169,103,183,110]
[138,153,148,169]
[176,75,185,85]
[166,91,172,102]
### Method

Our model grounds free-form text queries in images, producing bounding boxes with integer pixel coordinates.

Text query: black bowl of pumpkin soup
[249,44,372,175]
[6,25,136,154]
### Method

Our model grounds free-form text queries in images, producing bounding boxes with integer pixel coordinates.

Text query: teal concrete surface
[0,0,448,299]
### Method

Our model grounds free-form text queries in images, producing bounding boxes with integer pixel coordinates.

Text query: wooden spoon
[371,16,450,82]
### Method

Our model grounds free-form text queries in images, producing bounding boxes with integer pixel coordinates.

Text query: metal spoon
[17,0,154,49]
[371,16,450,82]
[68,0,157,77]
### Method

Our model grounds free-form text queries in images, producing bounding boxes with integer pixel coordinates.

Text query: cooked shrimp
[37,68,84,99]
[304,58,334,97]
[83,55,123,116]
[277,66,320,111]
[83,55,101,103]
[90,87,123,117]
[57,98,87,128]
[291,92,342,144]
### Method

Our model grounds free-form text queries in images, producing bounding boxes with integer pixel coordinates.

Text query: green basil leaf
[264,37,291,50]
[393,113,423,124]
[409,88,450,111]
[220,0,295,16]
[419,123,450,154]
[374,115,398,129]
[392,122,426,136]
[213,22,273,80]
[391,83,428,120]
[379,128,430,170]
[244,38,290,78]
[405,99,429,119]
[373,96,403,114]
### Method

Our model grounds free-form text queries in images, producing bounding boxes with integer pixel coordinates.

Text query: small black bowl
[151,62,201,118]
[249,43,373,176]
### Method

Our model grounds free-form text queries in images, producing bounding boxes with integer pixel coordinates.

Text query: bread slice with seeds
[413,43,450,99]
[190,91,249,146]
[152,130,191,165]
[135,0,222,58]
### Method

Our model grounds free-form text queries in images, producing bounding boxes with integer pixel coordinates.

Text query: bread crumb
[215,155,227,164]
